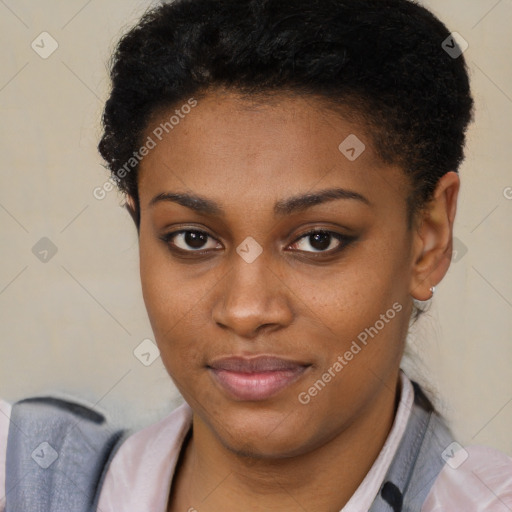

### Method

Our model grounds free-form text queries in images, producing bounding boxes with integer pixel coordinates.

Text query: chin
[209,401,317,458]
[224,431,310,460]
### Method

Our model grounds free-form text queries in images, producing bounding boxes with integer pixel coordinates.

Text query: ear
[409,171,460,300]
[124,195,140,232]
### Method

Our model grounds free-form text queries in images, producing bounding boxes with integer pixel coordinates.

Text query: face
[136,90,417,458]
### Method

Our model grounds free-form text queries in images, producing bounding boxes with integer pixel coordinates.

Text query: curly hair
[98,0,474,322]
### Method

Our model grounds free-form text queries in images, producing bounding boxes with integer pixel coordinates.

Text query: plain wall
[0,0,511,454]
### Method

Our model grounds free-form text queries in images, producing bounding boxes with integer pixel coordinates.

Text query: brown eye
[289,230,353,254]
[161,230,220,252]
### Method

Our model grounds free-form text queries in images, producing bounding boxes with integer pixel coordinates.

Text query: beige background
[0,0,511,454]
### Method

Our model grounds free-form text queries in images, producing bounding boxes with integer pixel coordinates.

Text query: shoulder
[422,443,512,511]
[2,395,129,512]
[0,399,12,512]
[96,401,193,511]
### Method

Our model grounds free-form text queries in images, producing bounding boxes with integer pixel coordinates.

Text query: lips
[208,356,310,401]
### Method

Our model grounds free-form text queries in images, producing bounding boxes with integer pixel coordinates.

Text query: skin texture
[128,89,459,512]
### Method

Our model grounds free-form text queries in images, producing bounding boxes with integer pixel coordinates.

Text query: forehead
[137,91,409,214]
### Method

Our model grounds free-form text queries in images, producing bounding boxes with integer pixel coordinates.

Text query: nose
[211,251,295,340]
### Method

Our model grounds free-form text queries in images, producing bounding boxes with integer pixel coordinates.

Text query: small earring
[412,285,436,309]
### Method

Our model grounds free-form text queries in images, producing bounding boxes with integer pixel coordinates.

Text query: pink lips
[208,356,309,401]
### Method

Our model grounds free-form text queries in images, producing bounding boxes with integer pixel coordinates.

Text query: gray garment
[369,382,455,511]
[5,384,454,512]
[5,397,127,512]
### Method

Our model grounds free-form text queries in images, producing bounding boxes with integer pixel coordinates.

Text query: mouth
[207,355,311,401]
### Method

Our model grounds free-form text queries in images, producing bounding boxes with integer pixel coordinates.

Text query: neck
[170,372,401,512]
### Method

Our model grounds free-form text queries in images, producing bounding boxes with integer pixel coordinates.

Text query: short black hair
[99,0,473,220]
[98,0,473,322]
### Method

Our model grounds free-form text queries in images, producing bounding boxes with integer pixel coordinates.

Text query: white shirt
[1,370,511,511]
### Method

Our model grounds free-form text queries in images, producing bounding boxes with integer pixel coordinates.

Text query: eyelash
[159,228,355,258]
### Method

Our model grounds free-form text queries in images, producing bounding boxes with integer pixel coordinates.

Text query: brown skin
[127,89,459,512]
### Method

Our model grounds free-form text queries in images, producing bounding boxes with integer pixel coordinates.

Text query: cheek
[138,234,203,362]
[300,252,406,344]
[292,237,410,402]
[291,269,407,440]
[139,227,195,321]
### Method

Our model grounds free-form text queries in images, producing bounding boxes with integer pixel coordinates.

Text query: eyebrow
[150,191,223,216]
[149,187,371,217]
[274,188,370,215]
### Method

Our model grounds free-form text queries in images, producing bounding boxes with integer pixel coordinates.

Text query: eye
[160,229,221,253]
[288,229,352,254]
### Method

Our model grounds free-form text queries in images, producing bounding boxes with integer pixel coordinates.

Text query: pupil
[186,231,207,249]
[311,232,331,251]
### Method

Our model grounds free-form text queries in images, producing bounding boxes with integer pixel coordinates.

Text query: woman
[1,0,511,510]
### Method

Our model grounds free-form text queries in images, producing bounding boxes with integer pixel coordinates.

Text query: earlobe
[409,171,460,301]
